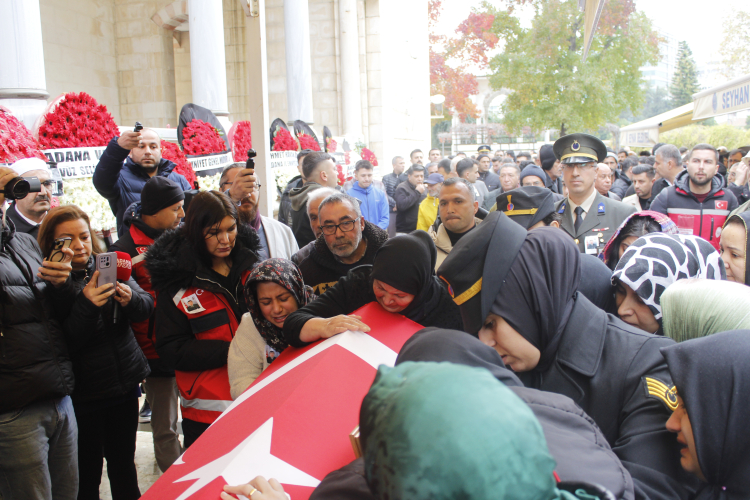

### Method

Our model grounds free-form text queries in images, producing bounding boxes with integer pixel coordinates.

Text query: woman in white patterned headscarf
[612,233,725,334]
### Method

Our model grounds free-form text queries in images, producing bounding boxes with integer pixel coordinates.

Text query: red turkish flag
[715,200,728,210]
[141,302,423,500]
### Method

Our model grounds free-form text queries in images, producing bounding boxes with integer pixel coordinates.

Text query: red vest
[171,271,250,424]
[128,225,158,359]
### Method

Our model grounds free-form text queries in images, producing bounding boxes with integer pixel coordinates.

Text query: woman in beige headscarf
[661,278,750,342]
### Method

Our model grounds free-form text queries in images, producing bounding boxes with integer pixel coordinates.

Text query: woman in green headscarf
[661,278,750,343]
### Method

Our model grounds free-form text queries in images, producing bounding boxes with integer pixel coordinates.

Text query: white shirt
[568,189,597,222]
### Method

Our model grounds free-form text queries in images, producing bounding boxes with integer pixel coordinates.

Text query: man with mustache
[6,158,55,239]
[429,178,480,270]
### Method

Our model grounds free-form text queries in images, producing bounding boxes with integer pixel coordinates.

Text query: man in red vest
[110,176,185,472]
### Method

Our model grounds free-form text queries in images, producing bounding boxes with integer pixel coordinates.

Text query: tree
[484,0,660,137]
[719,10,750,80]
[661,124,750,150]
[621,83,672,124]
[429,0,499,121]
[669,41,700,107]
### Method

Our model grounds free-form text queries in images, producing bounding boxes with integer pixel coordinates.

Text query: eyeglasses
[320,217,360,236]
[563,162,596,170]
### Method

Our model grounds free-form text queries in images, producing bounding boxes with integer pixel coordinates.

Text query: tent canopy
[619,103,694,147]
[693,73,750,121]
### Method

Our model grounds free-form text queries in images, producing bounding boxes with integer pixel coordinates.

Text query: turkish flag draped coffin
[141,302,423,500]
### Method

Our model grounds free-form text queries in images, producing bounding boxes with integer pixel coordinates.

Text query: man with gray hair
[296,192,388,294]
[652,144,683,199]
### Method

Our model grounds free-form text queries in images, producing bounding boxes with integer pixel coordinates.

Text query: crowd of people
[1,125,750,500]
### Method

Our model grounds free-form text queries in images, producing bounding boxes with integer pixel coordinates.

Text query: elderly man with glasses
[296,192,388,295]
[553,134,637,255]
[219,162,298,260]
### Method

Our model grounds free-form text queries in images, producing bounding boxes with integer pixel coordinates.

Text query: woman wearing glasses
[283,231,463,347]
[146,191,261,446]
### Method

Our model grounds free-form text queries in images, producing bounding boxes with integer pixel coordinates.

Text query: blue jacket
[347,182,390,230]
[93,137,192,236]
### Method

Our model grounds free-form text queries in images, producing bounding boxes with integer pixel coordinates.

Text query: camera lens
[4,178,30,200]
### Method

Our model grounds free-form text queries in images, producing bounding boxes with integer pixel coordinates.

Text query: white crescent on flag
[141,302,423,500]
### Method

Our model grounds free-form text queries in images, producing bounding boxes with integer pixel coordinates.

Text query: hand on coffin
[222,476,288,500]
[299,315,371,343]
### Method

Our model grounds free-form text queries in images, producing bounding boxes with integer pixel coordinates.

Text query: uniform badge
[571,140,581,152]
[181,293,206,314]
[643,377,678,411]
[597,203,605,214]
[558,202,566,214]
[715,200,728,210]
[506,195,514,211]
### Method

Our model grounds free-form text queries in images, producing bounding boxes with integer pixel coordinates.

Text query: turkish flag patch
[141,302,423,500]
[715,200,728,210]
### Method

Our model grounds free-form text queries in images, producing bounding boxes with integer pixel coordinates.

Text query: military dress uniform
[552,133,636,254]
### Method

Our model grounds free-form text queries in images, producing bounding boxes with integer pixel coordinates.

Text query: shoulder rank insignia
[558,202,566,214]
[643,377,678,411]
[597,202,605,214]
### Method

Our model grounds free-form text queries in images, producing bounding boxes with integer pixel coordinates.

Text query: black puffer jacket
[64,258,152,403]
[0,219,76,413]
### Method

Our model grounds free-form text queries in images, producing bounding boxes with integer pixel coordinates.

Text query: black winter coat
[283,266,463,348]
[278,175,304,228]
[64,259,152,403]
[146,224,261,372]
[393,181,423,232]
[0,220,76,413]
[520,294,697,500]
[297,221,388,295]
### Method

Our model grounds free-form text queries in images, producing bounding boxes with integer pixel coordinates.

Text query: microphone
[114,252,133,324]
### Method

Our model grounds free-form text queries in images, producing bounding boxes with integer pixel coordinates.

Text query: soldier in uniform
[436,211,697,500]
[553,133,636,254]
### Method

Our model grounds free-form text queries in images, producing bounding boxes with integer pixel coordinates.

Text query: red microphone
[113,252,132,324]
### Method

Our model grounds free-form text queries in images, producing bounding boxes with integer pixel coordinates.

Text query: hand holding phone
[48,237,72,263]
[83,271,116,307]
[96,252,118,290]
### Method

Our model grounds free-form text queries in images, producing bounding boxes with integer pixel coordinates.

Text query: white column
[0,0,49,129]
[338,0,362,137]
[188,0,230,128]
[244,0,274,218]
[284,0,314,123]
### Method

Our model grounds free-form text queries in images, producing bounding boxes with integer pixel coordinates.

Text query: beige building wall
[173,34,192,124]
[40,0,121,122]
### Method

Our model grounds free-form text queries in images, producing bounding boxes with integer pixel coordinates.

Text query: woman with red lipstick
[228,258,317,398]
[146,191,262,447]
[661,330,750,499]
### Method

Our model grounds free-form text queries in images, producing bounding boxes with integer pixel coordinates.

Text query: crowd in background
[2,126,750,500]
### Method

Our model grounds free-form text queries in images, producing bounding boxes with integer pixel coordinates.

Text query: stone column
[0,0,49,129]
[244,0,274,218]
[338,0,362,137]
[284,0,314,123]
[188,0,230,128]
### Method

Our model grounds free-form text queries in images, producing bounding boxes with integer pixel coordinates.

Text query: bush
[660,124,750,149]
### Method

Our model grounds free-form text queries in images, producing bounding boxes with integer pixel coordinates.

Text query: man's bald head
[129,128,163,171]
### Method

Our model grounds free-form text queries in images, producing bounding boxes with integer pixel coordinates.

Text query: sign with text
[187,152,233,173]
[693,76,750,120]
[42,147,106,178]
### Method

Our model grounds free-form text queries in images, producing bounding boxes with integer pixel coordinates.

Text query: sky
[434,0,746,82]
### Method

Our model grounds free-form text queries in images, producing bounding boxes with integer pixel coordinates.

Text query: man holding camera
[5,158,55,239]
[93,127,192,236]
[0,166,80,499]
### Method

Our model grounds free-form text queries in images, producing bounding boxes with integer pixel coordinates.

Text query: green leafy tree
[719,10,750,80]
[621,83,672,124]
[660,124,750,150]
[484,0,660,137]
[669,41,700,107]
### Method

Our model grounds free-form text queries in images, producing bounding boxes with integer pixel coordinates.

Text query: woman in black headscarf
[283,231,461,346]
[440,223,696,500]
[661,330,750,499]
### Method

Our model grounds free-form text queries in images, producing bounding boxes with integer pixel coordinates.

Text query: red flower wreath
[297,133,321,152]
[0,108,47,163]
[182,119,226,156]
[230,121,253,162]
[36,92,119,149]
[325,136,337,153]
[161,141,197,188]
[361,147,378,166]
[272,127,298,152]
[335,164,346,186]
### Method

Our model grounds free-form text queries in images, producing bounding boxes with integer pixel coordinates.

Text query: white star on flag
[173,418,319,500]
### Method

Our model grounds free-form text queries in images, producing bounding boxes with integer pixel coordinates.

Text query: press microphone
[114,252,133,324]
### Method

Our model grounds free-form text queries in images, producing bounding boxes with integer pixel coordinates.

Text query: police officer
[477,144,491,155]
[436,211,697,500]
[553,133,636,254]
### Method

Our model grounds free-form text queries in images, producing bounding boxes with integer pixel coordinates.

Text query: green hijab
[662,278,750,342]
[360,362,591,500]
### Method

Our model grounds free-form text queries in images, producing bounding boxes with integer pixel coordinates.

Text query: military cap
[437,211,527,335]
[477,144,491,153]
[553,133,607,165]
[496,186,555,230]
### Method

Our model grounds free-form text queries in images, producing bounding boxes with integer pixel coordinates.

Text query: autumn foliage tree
[429,0,499,121]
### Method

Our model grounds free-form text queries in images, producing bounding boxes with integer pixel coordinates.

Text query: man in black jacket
[277,149,313,227]
[5,157,55,238]
[297,192,389,294]
[0,166,79,499]
[289,152,340,247]
[393,165,425,233]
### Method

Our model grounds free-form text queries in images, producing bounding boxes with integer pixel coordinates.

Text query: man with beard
[428,178,480,269]
[296,192,388,295]
[622,165,657,211]
[6,158,55,238]
[94,127,192,236]
[651,143,738,249]
[476,154,500,192]
[221,163,298,260]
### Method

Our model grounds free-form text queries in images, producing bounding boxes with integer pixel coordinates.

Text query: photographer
[0,166,79,499]
[5,157,56,238]
[93,127,191,236]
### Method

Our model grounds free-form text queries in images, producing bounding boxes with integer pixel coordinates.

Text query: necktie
[574,206,585,234]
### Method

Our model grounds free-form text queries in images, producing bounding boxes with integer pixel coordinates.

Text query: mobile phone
[96,252,118,289]
[48,237,72,263]
[134,121,143,133]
